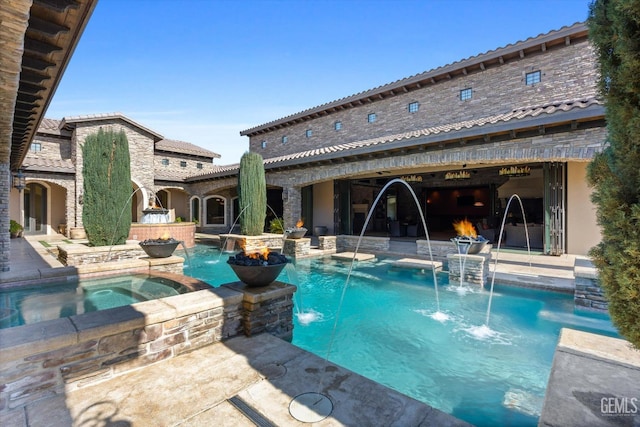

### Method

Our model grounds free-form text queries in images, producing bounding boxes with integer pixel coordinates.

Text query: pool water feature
[183,245,618,427]
[0,274,195,329]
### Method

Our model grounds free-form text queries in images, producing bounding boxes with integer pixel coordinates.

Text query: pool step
[391,258,443,271]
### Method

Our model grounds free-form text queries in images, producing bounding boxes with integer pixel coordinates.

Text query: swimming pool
[0,273,201,329]
[184,245,618,427]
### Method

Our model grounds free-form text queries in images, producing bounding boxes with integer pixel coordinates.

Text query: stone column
[224,281,297,341]
[0,0,32,271]
[282,186,302,229]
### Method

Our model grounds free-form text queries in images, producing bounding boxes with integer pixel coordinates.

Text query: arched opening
[190,196,201,224]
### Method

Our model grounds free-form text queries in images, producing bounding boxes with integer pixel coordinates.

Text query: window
[29,143,42,152]
[525,70,541,85]
[161,158,169,166]
[205,196,226,225]
[408,102,419,113]
[282,136,288,144]
[261,140,267,149]
[460,88,472,101]
[180,161,187,168]
[196,162,203,169]
[305,129,313,138]
[334,121,342,131]
[367,113,377,123]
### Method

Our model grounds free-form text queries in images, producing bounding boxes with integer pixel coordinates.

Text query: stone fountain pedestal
[282,238,310,258]
[447,253,491,286]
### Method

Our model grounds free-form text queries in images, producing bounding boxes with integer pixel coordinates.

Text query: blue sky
[46,0,592,165]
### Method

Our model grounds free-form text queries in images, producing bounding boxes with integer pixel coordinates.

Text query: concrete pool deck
[1,332,471,426]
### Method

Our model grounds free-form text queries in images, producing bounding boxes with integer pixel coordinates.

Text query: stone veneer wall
[336,235,390,252]
[58,243,147,266]
[0,281,296,413]
[574,265,608,311]
[249,38,597,157]
[282,238,310,258]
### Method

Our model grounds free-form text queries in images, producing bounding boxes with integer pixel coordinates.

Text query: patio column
[282,186,302,230]
[0,0,33,271]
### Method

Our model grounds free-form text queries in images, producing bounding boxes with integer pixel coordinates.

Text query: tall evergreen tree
[82,128,132,246]
[587,0,640,347]
[238,152,267,236]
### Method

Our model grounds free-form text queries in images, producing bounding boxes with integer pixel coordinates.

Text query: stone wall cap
[574,265,599,279]
[0,318,77,362]
[558,328,640,370]
[223,281,297,304]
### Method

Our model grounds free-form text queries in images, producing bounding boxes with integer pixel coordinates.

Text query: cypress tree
[82,128,132,246]
[238,152,267,236]
[587,0,640,347]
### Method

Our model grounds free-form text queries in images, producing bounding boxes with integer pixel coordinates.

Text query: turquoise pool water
[184,245,618,427]
[0,274,191,329]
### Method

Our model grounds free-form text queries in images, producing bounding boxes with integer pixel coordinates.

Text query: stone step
[331,252,376,261]
[391,258,443,271]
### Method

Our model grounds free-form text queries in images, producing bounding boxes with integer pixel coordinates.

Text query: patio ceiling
[8,0,97,171]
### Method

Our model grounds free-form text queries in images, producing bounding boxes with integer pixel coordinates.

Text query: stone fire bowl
[139,240,180,258]
[228,263,287,287]
[285,227,308,239]
[451,237,488,255]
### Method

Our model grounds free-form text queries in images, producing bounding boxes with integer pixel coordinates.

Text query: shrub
[82,128,132,246]
[587,0,640,348]
[269,217,285,234]
[9,220,23,234]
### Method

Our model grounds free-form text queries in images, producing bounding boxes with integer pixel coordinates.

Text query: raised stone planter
[219,233,284,253]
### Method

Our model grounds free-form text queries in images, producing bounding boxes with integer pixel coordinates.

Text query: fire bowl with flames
[227,248,289,287]
[285,219,308,239]
[139,234,180,258]
[451,218,488,255]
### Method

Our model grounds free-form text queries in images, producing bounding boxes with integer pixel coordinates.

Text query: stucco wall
[566,162,600,256]
[312,181,334,235]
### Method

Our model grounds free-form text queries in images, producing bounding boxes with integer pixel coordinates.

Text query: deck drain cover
[289,392,333,423]
[262,363,286,379]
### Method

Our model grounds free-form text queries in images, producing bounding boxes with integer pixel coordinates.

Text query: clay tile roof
[60,112,164,140]
[155,139,220,159]
[260,97,604,167]
[36,118,71,137]
[22,157,75,173]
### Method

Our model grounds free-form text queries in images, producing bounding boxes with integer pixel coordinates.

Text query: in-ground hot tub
[0,272,211,329]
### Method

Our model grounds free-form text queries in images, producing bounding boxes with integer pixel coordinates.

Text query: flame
[296,219,304,228]
[247,247,270,260]
[159,232,171,240]
[452,218,477,238]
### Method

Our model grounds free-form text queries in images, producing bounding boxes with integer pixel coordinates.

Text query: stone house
[11,113,222,237]
[228,21,605,256]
